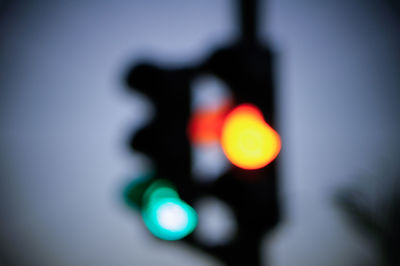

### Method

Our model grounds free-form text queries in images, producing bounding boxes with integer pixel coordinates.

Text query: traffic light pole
[125,0,280,265]
[239,0,258,42]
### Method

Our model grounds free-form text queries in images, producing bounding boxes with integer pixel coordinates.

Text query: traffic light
[123,0,281,265]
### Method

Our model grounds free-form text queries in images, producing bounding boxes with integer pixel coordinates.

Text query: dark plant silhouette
[335,170,400,266]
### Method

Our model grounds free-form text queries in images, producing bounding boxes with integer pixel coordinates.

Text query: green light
[142,197,198,241]
[142,179,179,204]
[124,176,197,240]
[123,172,154,210]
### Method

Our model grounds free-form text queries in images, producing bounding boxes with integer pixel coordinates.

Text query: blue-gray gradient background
[0,1,400,265]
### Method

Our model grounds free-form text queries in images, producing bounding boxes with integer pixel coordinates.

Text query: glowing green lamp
[142,196,197,241]
[124,177,197,241]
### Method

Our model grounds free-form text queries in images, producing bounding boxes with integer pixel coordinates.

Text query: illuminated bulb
[187,101,231,144]
[157,202,188,231]
[142,197,197,241]
[221,104,281,170]
[126,178,198,240]
[142,180,179,204]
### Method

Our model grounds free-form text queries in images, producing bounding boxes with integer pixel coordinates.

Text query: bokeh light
[187,101,231,144]
[221,104,281,170]
[142,197,198,241]
[142,179,179,205]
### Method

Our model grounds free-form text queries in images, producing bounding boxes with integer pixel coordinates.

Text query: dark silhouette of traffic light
[124,0,281,265]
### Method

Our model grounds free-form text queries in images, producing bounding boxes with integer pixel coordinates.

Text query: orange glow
[220,104,281,170]
[188,102,232,144]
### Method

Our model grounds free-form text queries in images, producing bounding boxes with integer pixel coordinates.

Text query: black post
[239,0,259,42]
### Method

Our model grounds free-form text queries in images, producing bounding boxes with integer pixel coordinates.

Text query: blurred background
[0,0,400,265]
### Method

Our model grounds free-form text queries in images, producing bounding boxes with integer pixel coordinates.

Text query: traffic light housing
[123,0,281,265]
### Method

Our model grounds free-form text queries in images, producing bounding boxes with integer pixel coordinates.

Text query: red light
[187,102,231,144]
